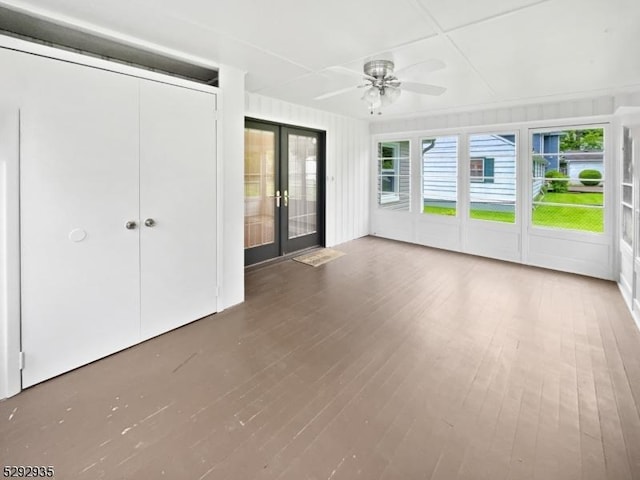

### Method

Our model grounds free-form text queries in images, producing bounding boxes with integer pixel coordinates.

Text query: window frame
[376,139,411,209]
[421,135,459,217]
[529,124,606,235]
[380,143,400,203]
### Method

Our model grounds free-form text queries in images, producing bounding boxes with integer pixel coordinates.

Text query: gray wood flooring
[2,236,640,479]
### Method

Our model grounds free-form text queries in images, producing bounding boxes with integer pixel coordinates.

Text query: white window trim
[529,124,607,235]
[379,142,401,204]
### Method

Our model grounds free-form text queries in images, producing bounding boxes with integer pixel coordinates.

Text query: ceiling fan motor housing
[364,59,395,79]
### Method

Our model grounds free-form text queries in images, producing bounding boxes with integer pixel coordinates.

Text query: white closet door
[139,81,217,340]
[20,57,141,387]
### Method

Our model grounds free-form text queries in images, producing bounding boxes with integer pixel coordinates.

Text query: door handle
[274,190,281,208]
[125,220,137,230]
[144,218,156,227]
[284,190,289,207]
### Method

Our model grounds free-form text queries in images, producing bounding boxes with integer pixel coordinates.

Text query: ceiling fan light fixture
[360,60,404,114]
[362,86,382,109]
[385,86,401,103]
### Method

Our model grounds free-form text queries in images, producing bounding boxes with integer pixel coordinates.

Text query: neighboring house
[562,150,604,184]
[423,134,517,211]
[532,132,562,170]
[390,133,603,213]
[531,133,604,186]
[532,132,562,198]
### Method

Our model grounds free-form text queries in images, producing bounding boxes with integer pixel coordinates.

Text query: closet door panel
[139,80,217,339]
[20,57,141,387]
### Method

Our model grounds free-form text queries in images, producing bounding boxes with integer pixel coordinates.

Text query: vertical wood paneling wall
[245,93,370,247]
[370,95,629,135]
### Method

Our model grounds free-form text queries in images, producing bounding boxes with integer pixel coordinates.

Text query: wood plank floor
[2,236,640,479]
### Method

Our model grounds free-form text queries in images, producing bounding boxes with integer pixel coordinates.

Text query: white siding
[245,93,370,246]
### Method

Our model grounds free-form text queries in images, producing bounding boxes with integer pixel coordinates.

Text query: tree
[560,129,603,151]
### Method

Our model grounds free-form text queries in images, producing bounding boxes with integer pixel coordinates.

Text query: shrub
[545,170,569,193]
[579,169,602,186]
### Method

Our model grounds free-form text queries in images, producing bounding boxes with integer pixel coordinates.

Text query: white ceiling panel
[262,36,495,119]
[1,0,639,119]
[129,0,439,71]
[0,0,311,91]
[449,0,640,99]
[416,0,549,31]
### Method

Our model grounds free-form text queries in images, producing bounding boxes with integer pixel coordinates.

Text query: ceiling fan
[315,59,447,115]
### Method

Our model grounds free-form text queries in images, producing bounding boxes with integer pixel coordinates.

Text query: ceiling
[2,0,640,121]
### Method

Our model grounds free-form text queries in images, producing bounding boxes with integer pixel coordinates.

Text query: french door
[244,119,324,265]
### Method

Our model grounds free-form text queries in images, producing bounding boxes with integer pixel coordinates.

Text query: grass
[423,192,604,232]
[532,192,603,232]
[423,205,515,223]
[537,192,603,206]
[423,205,456,216]
[470,210,515,223]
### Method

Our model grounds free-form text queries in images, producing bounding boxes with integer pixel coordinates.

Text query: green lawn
[423,205,515,223]
[470,210,515,223]
[532,192,603,232]
[423,205,456,216]
[423,192,604,232]
[536,192,603,206]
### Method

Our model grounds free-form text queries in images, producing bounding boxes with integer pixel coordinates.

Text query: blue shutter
[484,158,494,183]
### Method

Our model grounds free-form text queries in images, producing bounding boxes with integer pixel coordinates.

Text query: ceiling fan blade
[327,65,376,81]
[314,85,361,101]
[394,59,446,77]
[401,82,446,96]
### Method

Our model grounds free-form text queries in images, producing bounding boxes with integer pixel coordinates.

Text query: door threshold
[245,246,322,272]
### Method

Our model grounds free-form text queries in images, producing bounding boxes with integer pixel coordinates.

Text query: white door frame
[0,109,21,398]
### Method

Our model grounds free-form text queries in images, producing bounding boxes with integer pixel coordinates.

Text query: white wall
[219,66,246,310]
[245,93,370,247]
[0,109,21,399]
[370,94,626,135]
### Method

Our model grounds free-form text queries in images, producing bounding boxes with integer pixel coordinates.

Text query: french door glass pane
[244,128,275,248]
[288,134,317,239]
[423,136,458,216]
[531,128,604,233]
[468,133,516,223]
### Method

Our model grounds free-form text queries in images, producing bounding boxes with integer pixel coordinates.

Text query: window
[377,140,410,210]
[622,127,633,246]
[423,136,458,216]
[531,127,604,233]
[469,133,516,223]
[380,144,399,199]
[470,157,494,183]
